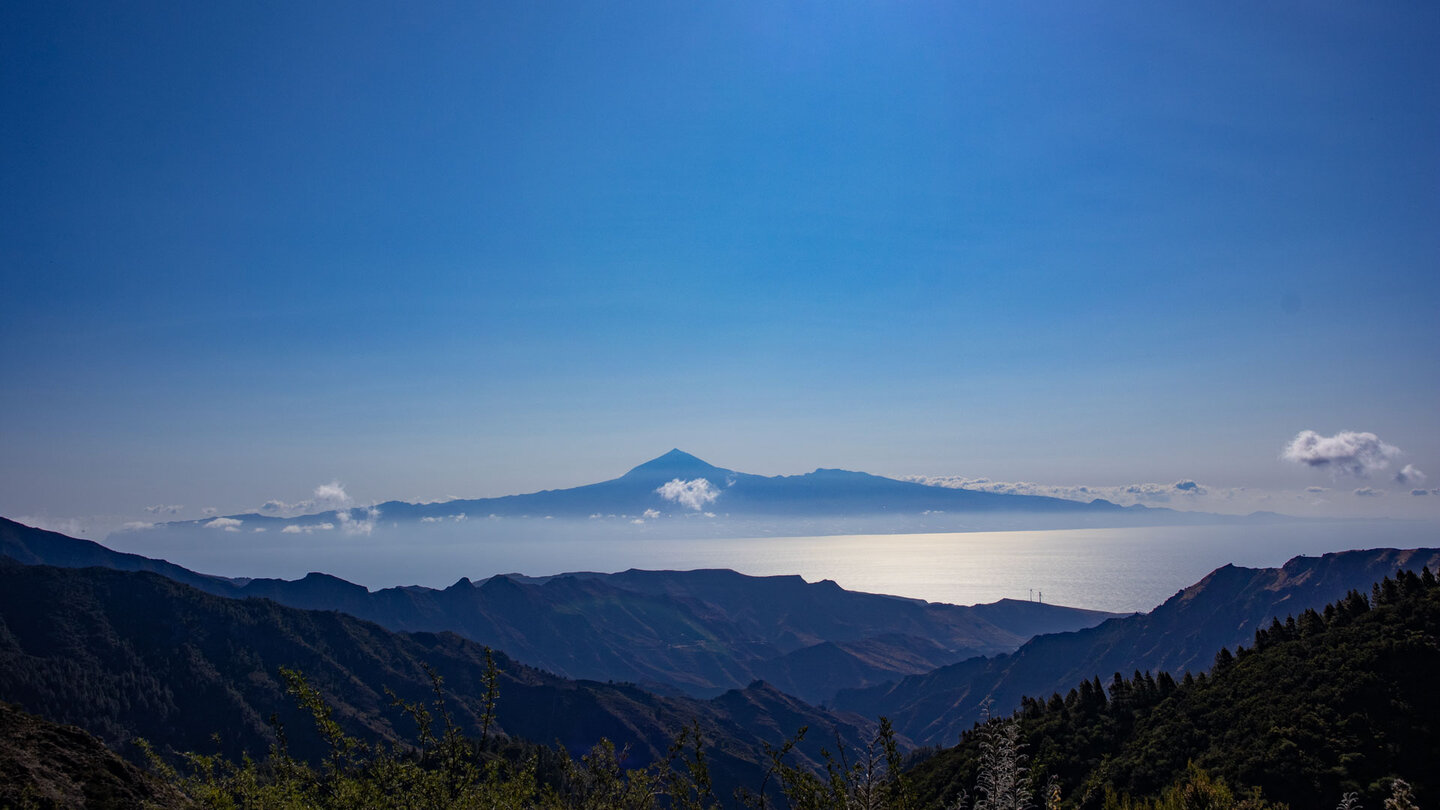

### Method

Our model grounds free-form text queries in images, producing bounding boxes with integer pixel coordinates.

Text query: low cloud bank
[282,522,335,534]
[905,475,1218,506]
[421,513,468,524]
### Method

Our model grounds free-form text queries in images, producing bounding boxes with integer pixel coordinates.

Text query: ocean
[106,518,1438,613]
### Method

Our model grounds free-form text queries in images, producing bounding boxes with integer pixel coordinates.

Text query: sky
[3,1,1438,536]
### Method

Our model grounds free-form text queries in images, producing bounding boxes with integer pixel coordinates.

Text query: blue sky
[3,1,1438,532]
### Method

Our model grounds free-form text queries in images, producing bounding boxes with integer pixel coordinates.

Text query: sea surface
[108,519,1438,613]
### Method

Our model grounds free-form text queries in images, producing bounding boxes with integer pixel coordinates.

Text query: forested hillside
[0,557,875,803]
[4,517,1438,808]
[836,547,1440,744]
[40,566,1436,809]
[908,567,1440,809]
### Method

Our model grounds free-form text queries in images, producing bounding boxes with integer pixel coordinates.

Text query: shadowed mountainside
[834,546,1440,746]
[0,557,875,803]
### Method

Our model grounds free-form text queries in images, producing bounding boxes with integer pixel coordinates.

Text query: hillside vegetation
[0,702,194,809]
[908,567,1440,809]
[115,565,1439,809]
[836,548,1440,744]
[4,516,1437,808]
[0,557,874,803]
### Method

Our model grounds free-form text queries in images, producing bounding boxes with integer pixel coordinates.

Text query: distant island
[138,449,1299,539]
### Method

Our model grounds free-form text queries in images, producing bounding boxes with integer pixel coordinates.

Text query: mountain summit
[622,449,734,482]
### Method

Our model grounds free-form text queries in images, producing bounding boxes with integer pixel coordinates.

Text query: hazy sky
[3,1,1438,532]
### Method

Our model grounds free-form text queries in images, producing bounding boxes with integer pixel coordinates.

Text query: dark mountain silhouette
[834,546,1440,746]
[147,449,1284,532]
[0,514,241,591]
[1,516,1118,702]
[0,558,875,803]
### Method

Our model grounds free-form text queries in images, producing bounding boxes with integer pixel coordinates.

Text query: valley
[3,515,1436,806]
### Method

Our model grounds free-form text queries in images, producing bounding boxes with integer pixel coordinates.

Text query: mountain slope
[907,567,1440,810]
[0,558,877,802]
[2,516,1119,702]
[0,702,195,809]
[835,547,1440,745]
[0,515,240,592]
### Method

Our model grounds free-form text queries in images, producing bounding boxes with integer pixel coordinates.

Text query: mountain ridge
[0,557,878,805]
[0,516,1119,703]
[833,545,1440,745]
[907,566,1440,809]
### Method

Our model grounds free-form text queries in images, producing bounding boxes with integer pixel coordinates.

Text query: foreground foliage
[150,657,916,810]
[145,658,716,809]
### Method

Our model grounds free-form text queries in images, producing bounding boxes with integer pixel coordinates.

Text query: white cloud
[314,481,351,507]
[336,506,380,536]
[122,521,155,531]
[643,508,661,520]
[630,518,646,525]
[656,478,721,511]
[1395,464,1427,486]
[252,527,267,533]
[1282,430,1400,478]
[262,482,354,517]
[421,516,443,524]
[282,524,303,533]
[144,504,184,515]
[204,517,243,532]
[1353,487,1384,498]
